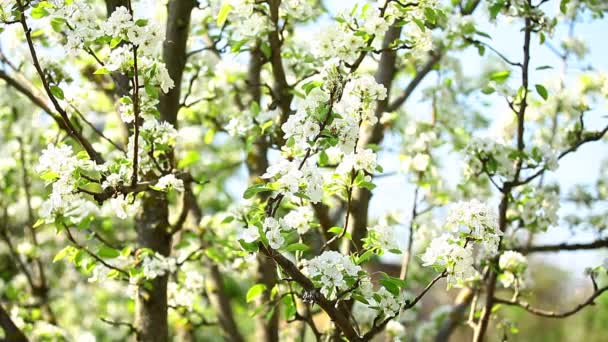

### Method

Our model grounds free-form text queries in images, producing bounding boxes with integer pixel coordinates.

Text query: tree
[0,0,607,341]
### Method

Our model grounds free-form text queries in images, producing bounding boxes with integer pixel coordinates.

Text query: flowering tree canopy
[0,0,607,341]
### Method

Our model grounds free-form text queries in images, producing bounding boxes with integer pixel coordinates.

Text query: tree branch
[494,285,608,318]
[0,304,28,342]
[386,50,443,112]
[16,0,104,164]
[515,239,608,253]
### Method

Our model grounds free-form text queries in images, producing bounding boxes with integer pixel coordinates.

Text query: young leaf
[53,246,74,263]
[489,70,510,83]
[535,84,548,100]
[243,184,271,199]
[246,284,267,303]
[94,67,110,75]
[284,243,309,252]
[217,4,232,27]
[33,219,45,229]
[50,85,64,100]
[98,246,120,259]
[31,7,50,19]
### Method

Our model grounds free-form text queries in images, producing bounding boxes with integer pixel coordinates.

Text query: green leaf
[110,37,122,48]
[177,150,200,168]
[318,150,329,166]
[282,295,297,320]
[31,29,45,38]
[33,219,45,229]
[50,85,64,100]
[40,171,59,181]
[216,3,232,27]
[357,250,375,264]
[260,43,272,60]
[535,84,548,100]
[243,184,271,199]
[284,243,309,252]
[379,278,400,296]
[53,246,74,263]
[260,120,273,134]
[98,246,120,259]
[481,86,495,94]
[76,151,90,160]
[302,81,323,95]
[489,70,510,83]
[328,226,344,235]
[221,216,234,224]
[475,30,491,39]
[93,67,110,75]
[50,17,65,32]
[135,19,148,27]
[560,0,570,14]
[31,7,50,19]
[204,129,215,144]
[238,239,259,253]
[246,284,267,303]
[121,246,133,257]
[231,39,248,53]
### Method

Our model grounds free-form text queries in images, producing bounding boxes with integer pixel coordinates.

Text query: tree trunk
[135,191,171,342]
[247,43,279,342]
[133,1,196,339]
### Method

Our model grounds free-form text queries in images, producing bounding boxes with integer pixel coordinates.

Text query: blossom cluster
[513,186,560,232]
[464,138,558,180]
[141,252,177,280]
[168,271,205,311]
[302,251,362,299]
[36,144,100,224]
[400,123,437,173]
[421,200,501,287]
[364,217,401,254]
[498,250,527,288]
[239,206,315,249]
[46,3,173,94]
[261,157,324,203]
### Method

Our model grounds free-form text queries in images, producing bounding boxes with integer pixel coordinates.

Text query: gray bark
[134,1,196,340]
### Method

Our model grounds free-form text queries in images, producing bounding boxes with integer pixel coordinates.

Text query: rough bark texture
[159,0,197,126]
[134,1,196,341]
[135,191,172,342]
[246,44,280,342]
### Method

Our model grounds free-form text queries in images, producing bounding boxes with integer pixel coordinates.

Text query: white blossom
[155,174,185,192]
[302,251,361,299]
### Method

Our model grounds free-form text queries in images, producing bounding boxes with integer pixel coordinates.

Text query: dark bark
[246,44,279,342]
[135,191,172,342]
[159,0,197,126]
[267,0,293,125]
[0,304,28,342]
[133,2,196,340]
[516,239,608,253]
